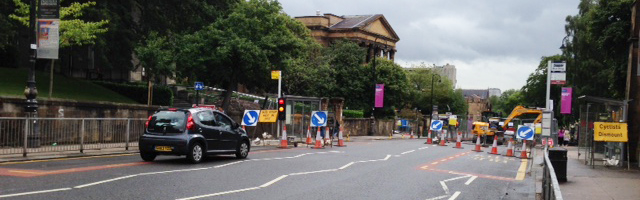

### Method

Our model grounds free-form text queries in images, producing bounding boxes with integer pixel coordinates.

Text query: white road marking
[419,147,429,150]
[401,150,415,155]
[74,175,137,188]
[425,195,450,200]
[289,169,337,176]
[259,175,288,187]
[214,161,244,168]
[0,188,72,198]
[443,175,471,182]
[339,162,355,170]
[465,176,478,185]
[176,187,261,200]
[137,167,211,175]
[440,181,450,194]
[449,191,461,200]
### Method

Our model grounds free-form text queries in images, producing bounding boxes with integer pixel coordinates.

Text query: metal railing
[542,149,564,200]
[0,117,146,157]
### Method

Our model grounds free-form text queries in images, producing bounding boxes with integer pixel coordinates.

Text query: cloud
[278,0,580,90]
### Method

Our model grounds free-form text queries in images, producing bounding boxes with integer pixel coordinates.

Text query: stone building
[462,89,491,122]
[295,12,400,62]
[404,63,457,87]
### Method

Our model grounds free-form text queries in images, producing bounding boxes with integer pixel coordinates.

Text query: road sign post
[311,111,328,127]
[241,110,260,127]
[194,82,204,106]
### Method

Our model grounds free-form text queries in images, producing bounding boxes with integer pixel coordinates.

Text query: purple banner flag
[375,84,384,108]
[561,87,572,114]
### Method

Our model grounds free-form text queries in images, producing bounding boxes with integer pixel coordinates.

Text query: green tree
[177,0,315,111]
[134,32,174,105]
[367,58,411,118]
[323,40,369,110]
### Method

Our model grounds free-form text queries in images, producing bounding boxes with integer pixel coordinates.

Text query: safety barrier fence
[0,117,146,156]
[542,149,564,200]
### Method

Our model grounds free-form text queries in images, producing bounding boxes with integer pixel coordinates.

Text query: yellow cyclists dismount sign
[594,122,628,142]
[271,70,281,80]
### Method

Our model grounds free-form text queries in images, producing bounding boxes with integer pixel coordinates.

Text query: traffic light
[277,98,286,120]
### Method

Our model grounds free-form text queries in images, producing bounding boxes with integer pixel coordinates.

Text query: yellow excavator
[501,106,543,131]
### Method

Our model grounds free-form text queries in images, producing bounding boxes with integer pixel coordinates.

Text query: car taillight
[187,114,195,131]
[145,115,152,128]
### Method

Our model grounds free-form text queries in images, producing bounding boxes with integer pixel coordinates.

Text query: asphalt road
[0,139,535,200]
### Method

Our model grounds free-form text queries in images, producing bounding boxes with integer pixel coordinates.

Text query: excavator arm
[502,106,543,130]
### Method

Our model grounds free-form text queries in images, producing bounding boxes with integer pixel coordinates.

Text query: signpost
[516,126,534,140]
[594,122,628,142]
[241,110,260,126]
[194,82,204,106]
[311,111,328,127]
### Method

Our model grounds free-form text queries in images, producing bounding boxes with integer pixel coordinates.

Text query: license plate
[155,146,172,152]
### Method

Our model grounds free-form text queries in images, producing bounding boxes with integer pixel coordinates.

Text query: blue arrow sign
[194,82,204,91]
[242,110,260,126]
[431,120,443,131]
[311,111,327,127]
[517,126,534,140]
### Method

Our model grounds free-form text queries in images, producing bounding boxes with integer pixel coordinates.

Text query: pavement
[532,145,640,200]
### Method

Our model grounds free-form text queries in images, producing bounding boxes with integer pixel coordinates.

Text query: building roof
[331,14,381,29]
[462,89,490,99]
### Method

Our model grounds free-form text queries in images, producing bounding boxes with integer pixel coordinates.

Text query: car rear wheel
[187,142,204,164]
[140,152,156,162]
[236,141,249,159]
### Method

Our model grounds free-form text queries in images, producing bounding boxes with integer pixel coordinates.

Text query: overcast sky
[278,0,581,92]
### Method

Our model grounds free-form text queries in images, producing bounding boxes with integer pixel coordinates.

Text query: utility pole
[24,0,40,149]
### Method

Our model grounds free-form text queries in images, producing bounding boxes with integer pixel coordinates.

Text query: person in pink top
[558,128,565,146]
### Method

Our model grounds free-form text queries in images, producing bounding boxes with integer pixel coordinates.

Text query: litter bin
[548,147,567,182]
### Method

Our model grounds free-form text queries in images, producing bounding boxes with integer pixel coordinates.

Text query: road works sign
[242,110,260,126]
[594,122,628,142]
[431,120,443,131]
[311,111,328,127]
[258,110,278,123]
[516,126,534,140]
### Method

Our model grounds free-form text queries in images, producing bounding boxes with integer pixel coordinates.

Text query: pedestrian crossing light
[278,98,286,120]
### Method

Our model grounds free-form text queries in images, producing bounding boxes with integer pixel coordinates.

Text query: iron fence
[0,117,146,156]
[542,149,564,200]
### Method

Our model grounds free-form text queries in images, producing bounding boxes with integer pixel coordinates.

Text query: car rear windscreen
[148,111,187,134]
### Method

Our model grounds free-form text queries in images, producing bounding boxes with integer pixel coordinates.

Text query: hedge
[343,110,364,118]
[94,81,173,106]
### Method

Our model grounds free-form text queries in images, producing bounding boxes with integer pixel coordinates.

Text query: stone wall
[342,118,395,136]
[0,97,159,118]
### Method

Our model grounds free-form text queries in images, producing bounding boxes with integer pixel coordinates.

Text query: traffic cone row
[337,127,346,147]
[426,130,433,144]
[488,136,499,155]
[279,125,289,149]
[439,131,447,146]
[519,140,529,159]
[504,138,515,157]
[472,135,483,152]
[312,127,324,149]
[453,132,463,149]
[306,126,312,145]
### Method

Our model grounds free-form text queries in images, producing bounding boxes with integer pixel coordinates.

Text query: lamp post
[427,73,440,135]
[24,0,40,149]
[369,37,380,136]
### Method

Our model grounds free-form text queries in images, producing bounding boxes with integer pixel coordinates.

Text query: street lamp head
[559,43,566,50]
[559,35,570,50]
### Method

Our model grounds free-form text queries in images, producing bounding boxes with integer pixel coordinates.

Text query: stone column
[390,50,396,60]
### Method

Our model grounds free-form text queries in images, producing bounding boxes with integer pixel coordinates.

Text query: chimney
[316,10,321,16]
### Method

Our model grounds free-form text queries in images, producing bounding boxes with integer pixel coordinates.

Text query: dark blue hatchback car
[139,108,250,163]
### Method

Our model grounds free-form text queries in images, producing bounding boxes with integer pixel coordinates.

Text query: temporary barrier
[473,135,483,152]
[453,132,463,149]
[312,127,324,149]
[519,140,529,159]
[336,127,346,147]
[488,136,499,154]
[306,126,312,145]
[279,125,289,149]
[426,130,433,144]
[505,138,515,157]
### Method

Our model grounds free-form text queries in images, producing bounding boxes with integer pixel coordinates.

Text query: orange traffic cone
[488,136,499,154]
[504,138,515,157]
[453,132,463,149]
[337,127,346,147]
[439,131,447,146]
[472,135,483,152]
[306,126,312,145]
[426,130,433,144]
[324,128,331,147]
[519,140,529,159]
[410,130,414,139]
[279,125,289,149]
[312,127,324,149]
